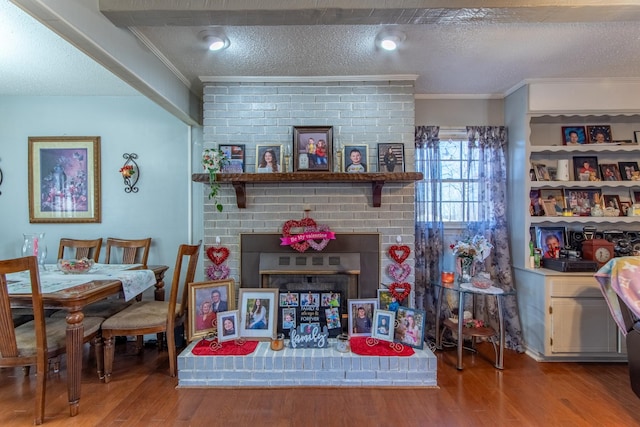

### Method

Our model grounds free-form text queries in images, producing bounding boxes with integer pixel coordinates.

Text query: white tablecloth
[7,263,156,302]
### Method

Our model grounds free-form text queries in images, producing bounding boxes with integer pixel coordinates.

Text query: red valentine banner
[280,231,336,245]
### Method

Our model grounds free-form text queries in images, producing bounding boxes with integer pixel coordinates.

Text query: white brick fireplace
[200,79,417,305]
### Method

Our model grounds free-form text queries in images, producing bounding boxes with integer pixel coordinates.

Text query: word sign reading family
[288,325,330,348]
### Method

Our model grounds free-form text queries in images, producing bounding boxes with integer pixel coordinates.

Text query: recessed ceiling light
[199,29,230,51]
[376,29,406,51]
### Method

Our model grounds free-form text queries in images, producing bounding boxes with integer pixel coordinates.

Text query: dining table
[7,263,169,417]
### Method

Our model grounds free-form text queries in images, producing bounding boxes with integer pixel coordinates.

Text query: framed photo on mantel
[293,126,333,172]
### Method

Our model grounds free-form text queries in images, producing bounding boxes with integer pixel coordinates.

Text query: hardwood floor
[0,341,638,426]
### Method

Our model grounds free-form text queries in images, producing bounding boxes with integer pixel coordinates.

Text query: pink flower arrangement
[464,319,485,328]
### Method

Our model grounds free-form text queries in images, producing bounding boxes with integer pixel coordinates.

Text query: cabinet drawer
[548,276,602,297]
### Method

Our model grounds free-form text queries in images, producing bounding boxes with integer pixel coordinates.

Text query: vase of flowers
[202,147,229,212]
[450,234,493,283]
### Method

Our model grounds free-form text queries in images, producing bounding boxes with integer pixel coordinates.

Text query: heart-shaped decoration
[388,262,411,282]
[206,264,230,280]
[282,217,317,253]
[388,282,412,302]
[388,245,411,264]
[305,224,331,251]
[206,246,229,266]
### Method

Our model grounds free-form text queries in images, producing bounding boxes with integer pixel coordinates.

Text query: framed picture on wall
[343,144,369,173]
[220,144,245,173]
[293,126,333,172]
[377,143,405,172]
[255,145,283,173]
[28,136,101,223]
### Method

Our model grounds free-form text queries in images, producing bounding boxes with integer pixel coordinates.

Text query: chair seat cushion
[8,316,104,358]
[51,299,132,319]
[102,301,176,331]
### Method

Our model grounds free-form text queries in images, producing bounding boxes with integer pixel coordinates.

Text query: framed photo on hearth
[28,136,101,223]
[377,143,405,172]
[377,289,408,310]
[293,126,332,172]
[394,306,426,349]
[348,298,378,337]
[238,288,279,340]
[217,310,239,342]
[187,279,236,342]
[220,144,245,173]
[372,309,395,342]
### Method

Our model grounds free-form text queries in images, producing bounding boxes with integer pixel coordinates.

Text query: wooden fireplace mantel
[191,172,423,208]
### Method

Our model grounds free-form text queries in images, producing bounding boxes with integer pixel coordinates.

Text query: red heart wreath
[388,282,412,302]
[282,217,317,253]
[388,245,411,264]
[206,246,229,266]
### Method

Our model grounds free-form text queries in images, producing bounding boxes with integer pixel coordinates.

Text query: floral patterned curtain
[414,125,524,351]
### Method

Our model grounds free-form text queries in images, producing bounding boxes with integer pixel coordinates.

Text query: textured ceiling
[3,0,640,109]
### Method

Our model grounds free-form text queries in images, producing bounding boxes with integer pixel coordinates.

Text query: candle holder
[335,150,343,172]
[284,154,291,173]
[120,153,139,193]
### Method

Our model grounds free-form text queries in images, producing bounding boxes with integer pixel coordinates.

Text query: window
[416,129,482,223]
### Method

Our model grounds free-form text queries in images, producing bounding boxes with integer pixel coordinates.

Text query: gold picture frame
[28,136,101,223]
[187,279,235,342]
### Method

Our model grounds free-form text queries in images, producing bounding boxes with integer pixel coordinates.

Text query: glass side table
[433,281,515,370]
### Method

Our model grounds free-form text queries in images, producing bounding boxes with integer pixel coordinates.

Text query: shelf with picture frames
[191,172,423,208]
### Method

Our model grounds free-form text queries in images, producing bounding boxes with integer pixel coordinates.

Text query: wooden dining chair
[101,241,201,383]
[104,237,152,267]
[57,238,103,262]
[0,256,104,425]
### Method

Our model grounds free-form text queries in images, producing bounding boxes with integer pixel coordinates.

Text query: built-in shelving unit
[192,172,423,208]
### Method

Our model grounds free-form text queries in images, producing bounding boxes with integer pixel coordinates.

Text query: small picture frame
[372,309,396,342]
[255,145,283,173]
[377,289,407,311]
[238,288,279,340]
[279,291,299,307]
[586,125,613,144]
[561,126,587,145]
[603,194,623,215]
[572,156,600,181]
[599,164,622,181]
[281,307,297,331]
[217,310,239,342]
[348,298,378,337]
[394,307,426,349]
[187,279,236,342]
[634,192,640,203]
[220,144,245,173]
[532,162,550,181]
[529,189,544,217]
[343,144,369,173]
[563,188,603,216]
[535,226,567,258]
[539,189,565,215]
[634,131,640,143]
[293,126,333,172]
[620,200,633,216]
[377,143,405,173]
[619,161,640,181]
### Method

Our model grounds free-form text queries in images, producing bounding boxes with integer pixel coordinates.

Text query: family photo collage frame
[218,126,406,174]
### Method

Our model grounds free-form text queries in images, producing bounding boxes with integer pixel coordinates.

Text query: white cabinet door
[550,297,618,354]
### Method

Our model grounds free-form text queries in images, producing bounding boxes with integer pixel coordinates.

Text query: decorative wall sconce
[119,153,139,193]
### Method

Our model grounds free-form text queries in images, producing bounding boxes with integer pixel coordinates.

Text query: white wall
[0,95,195,281]
[415,98,504,126]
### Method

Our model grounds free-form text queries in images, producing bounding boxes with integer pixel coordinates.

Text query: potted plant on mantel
[202,147,229,212]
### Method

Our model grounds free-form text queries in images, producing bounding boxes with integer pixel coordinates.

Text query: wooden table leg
[457,290,464,370]
[65,310,84,417]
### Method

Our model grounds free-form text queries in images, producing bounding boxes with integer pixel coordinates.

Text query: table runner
[595,256,640,335]
[191,338,259,356]
[349,336,415,356]
[6,263,156,301]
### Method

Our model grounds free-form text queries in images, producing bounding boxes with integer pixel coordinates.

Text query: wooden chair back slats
[104,238,151,267]
[0,256,47,424]
[57,238,103,262]
[171,242,202,320]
